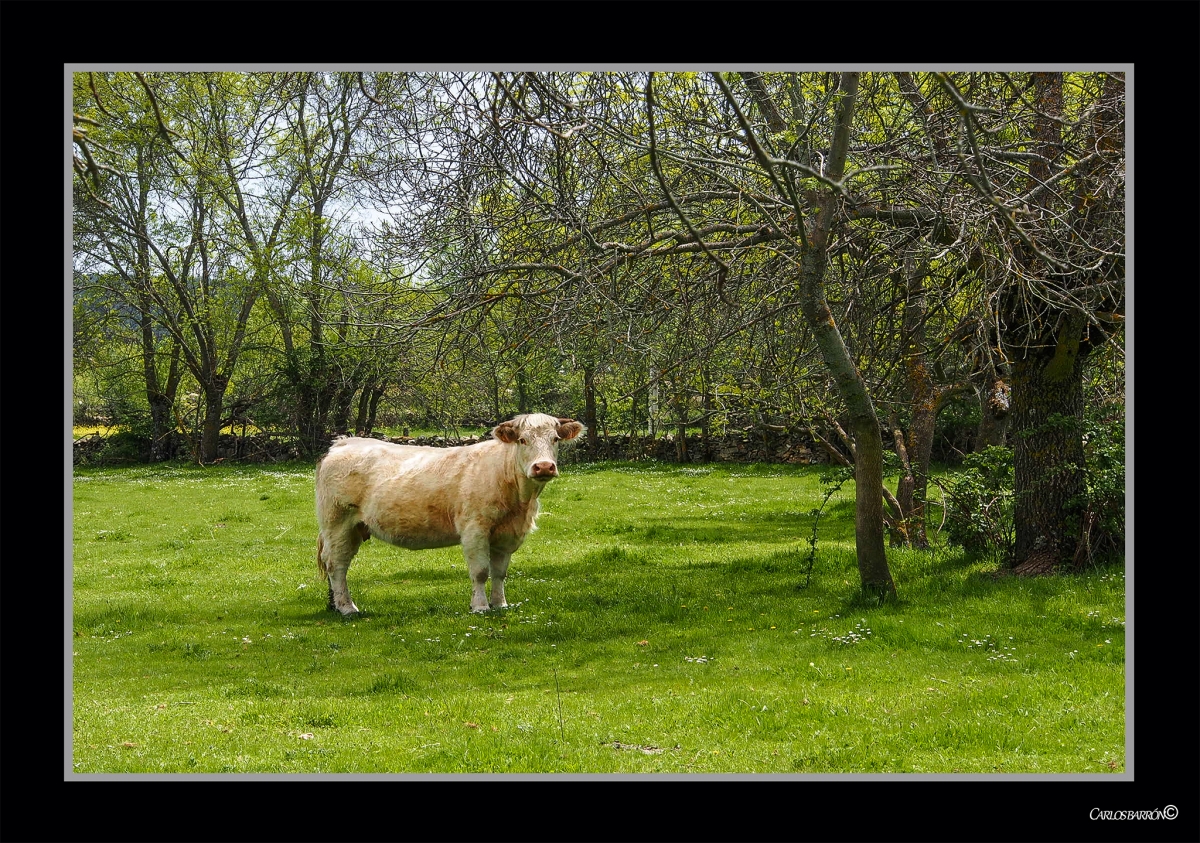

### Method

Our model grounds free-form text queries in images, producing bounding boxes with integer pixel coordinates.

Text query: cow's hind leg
[318,521,368,615]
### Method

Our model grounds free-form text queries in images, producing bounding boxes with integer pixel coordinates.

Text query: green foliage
[1078,410,1125,565]
[940,446,1015,559]
[74,71,1123,479]
[72,461,1123,773]
[939,399,1124,568]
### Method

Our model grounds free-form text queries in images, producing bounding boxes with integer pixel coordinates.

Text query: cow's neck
[514,475,546,506]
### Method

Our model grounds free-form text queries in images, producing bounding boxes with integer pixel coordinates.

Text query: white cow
[315,413,584,614]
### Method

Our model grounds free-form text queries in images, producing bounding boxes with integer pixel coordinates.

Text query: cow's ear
[493,421,520,443]
[556,419,584,441]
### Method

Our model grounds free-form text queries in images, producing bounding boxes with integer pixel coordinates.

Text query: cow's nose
[531,461,558,479]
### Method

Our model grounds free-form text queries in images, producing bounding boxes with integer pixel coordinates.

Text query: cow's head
[492,413,584,482]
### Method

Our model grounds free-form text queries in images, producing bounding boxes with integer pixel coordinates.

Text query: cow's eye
[552,436,560,443]
[518,437,527,445]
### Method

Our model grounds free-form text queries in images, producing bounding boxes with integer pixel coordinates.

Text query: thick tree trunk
[891,420,915,547]
[136,231,182,462]
[849,414,895,600]
[295,382,325,454]
[1002,73,1092,574]
[1009,313,1088,574]
[899,389,937,550]
[353,382,385,436]
[293,351,337,454]
[648,365,659,437]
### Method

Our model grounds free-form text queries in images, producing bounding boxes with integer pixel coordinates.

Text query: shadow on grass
[590,507,855,548]
[563,458,825,480]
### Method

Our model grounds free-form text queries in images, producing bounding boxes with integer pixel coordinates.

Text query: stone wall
[73,427,829,467]
[567,428,826,465]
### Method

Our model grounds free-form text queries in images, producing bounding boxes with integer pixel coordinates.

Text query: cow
[314,413,584,615]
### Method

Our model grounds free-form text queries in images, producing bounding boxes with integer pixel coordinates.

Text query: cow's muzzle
[530,461,558,480]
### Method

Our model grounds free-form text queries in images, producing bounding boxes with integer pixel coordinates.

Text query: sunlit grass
[70,459,1125,774]
[72,424,119,439]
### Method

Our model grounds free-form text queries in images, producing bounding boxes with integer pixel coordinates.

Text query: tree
[935,72,1125,572]
[256,72,397,451]
[74,72,302,463]
[781,73,895,599]
[364,70,904,597]
[73,73,186,460]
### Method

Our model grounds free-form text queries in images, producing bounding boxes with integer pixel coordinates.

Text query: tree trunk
[516,368,530,415]
[293,353,332,455]
[799,253,895,600]
[896,258,936,548]
[200,388,225,463]
[975,377,1011,448]
[850,414,895,600]
[143,331,182,463]
[1002,73,1090,574]
[355,385,372,435]
[147,393,176,462]
[583,365,598,445]
[365,386,384,434]
[331,383,355,435]
[648,365,659,437]
[490,370,502,423]
[891,419,914,547]
[1009,313,1088,574]
[794,72,896,601]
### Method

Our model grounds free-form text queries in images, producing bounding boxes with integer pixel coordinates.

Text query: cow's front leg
[319,528,363,616]
[488,549,513,609]
[461,529,492,613]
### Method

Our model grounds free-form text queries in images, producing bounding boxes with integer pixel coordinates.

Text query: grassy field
[70,459,1125,774]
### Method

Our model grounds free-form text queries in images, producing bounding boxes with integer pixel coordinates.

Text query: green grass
[70,460,1125,774]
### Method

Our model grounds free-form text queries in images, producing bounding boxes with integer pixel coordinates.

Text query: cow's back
[316,436,513,547]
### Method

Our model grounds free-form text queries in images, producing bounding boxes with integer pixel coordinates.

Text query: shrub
[939,446,1014,559]
[938,408,1124,568]
[1076,411,1125,566]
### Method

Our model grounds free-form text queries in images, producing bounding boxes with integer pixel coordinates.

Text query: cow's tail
[317,533,328,581]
